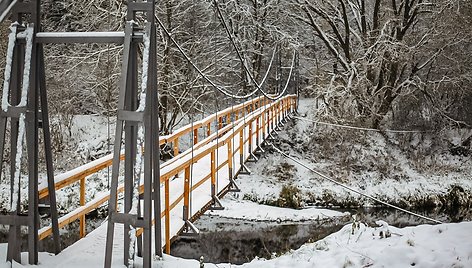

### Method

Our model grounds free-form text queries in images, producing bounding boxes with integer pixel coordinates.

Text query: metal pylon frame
[0,1,61,264]
[104,1,161,267]
[0,0,162,266]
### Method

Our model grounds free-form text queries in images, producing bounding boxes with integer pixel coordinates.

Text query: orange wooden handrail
[37,95,297,246]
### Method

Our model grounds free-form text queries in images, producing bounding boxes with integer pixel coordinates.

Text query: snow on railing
[37,95,297,249]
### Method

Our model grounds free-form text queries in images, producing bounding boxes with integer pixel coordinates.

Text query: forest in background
[0,0,470,152]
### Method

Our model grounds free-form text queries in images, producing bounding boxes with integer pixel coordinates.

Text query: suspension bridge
[0,0,303,267]
[0,0,447,267]
[20,94,297,267]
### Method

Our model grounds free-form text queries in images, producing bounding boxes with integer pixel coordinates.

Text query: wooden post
[227,139,233,178]
[211,150,216,189]
[79,176,86,238]
[276,101,279,124]
[183,166,191,221]
[273,104,276,127]
[256,114,260,144]
[173,139,179,157]
[218,116,223,129]
[206,122,211,137]
[284,99,287,116]
[262,106,266,138]
[164,178,170,254]
[279,101,281,122]
[268,105,271,131]
[193,128,198,145]
[248,119,253,147]
[239,129,244,160]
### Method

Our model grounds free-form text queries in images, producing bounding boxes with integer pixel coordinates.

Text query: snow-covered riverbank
[205,196,349,222]
[234,98,472,210]
[161,220,472,268]
[3,198,470,268]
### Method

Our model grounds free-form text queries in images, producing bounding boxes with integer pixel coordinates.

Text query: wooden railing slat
[37,95,297,247]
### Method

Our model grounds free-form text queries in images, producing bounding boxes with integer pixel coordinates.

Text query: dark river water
[0,206,470,264]
[170,206,472,264]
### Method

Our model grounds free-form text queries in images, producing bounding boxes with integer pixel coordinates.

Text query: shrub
[277,184,302,208]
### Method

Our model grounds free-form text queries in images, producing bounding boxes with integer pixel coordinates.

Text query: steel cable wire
[211,0,296,100]
[269,142,443,224]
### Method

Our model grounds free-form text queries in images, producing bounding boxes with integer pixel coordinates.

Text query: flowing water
[170,207,472,264]
[0,206,470,264]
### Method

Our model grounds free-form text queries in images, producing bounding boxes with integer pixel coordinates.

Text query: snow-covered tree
[294,0,472,128]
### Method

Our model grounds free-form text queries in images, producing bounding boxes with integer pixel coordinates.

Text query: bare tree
[294,0,471,128]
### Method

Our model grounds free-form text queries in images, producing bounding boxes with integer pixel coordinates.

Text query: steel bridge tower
[0,1,162,267]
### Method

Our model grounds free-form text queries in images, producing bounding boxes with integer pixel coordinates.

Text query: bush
[277,184,302,208]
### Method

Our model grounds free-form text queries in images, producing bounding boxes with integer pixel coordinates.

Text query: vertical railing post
[183,166,190,219]
[277,101,280,124]
[227,137,240,192]
[209,145,225,209]
[79,176,86,238]
[206,122,211,137]
[227,139,233,178]
[262,105,266,139]
[281,99,286,122]
[282,99,285,120]
[275,100,281,129]
[164,178,170,254]
[211,149,216,195]
[247,118,258,162]
[248,120,253,149]
[255,113,262,153]
[173,138,179,157]
[238,125,250,174]
[269,102,272,126]
[193,128,198,145]
[256,116,260,143]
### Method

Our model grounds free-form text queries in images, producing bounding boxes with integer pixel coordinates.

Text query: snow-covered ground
[161,220,472,268]
[0,115,116,213]
[2,200,471,267]
[1,98,471,267]
[234,98,472,209]
[205,196,349,222]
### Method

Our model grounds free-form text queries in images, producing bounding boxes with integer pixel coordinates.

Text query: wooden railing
[37,95,297,247]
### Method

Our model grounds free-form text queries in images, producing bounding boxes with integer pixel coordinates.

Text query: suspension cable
[155,13,290,101]
[292,116,431,133]
[155,14,254,99]
[268,142,443,224]
[215,88,220,192]
[211,0,294,101]
[229,81,236,176]
[189,89,195,219]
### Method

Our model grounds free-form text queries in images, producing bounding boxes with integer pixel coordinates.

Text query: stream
[170,206,472,264]
[0,206,470,264]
